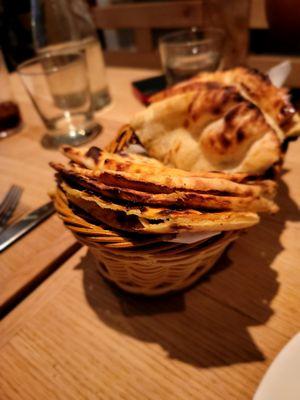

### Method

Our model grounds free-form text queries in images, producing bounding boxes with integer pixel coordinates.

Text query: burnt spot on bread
[85,146,102,162]
[136,205,148,212]
[245,67,272,84]
[211,105,222,115]
[219,133,232,149]
[201,100,270,162]
[157,209,176,216]
[105,126,142,153]
[183,118,189,129]
[240,82,256,99]
[224,104,242,124]
[209,136,216,148]
[186,85,244,125]
[103,159,138,173]
[101,171,257,198]
[111,210,144,230]
[61,146,73,154]
[100,171,173,194]
[236,128,245,142]
[222,102,257,128]
[238,69,295,127]
[147,218,165,225]
[246,102,257,111]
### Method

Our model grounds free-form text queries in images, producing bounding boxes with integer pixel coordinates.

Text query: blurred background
[1,0,300,87]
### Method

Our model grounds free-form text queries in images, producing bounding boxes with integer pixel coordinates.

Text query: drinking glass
[159,28,225,86]
[0,50,22,138]
[18,50,100,147]
[31,0,111,111]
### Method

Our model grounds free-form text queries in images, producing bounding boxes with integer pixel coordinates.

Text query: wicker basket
[54,126,241,295]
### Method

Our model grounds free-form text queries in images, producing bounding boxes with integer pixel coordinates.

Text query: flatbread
[60,181,259,234]
[131,91,280,174]
[150,67,300,139]
[51,161,270,198]
[53,163,277,213]
[61,145,163,170]
[61,143,264,183]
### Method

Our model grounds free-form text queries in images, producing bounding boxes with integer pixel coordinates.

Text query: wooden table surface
[1,66,300,399]
[0,67,156,311]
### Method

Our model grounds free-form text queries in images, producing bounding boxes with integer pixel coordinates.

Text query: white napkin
[168,231,220,244]
[267,60,291,88]
[125,143,147,155]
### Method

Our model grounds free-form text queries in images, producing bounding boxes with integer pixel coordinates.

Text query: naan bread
[131,90,280,174]
[60,181,259,234]
[150,67,300,140]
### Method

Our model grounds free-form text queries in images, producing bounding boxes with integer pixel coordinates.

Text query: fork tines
[0,185,23,229]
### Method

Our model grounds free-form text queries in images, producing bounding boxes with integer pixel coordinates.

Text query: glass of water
[159,28,225,86]
[17,50,100,148]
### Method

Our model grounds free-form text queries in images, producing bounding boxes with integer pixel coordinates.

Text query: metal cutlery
[0,201,55,252]
[0,185,23,231]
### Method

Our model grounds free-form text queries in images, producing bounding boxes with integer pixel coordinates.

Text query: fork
[0,185,23,231]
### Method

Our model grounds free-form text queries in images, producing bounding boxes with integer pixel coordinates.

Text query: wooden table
[0,67,156,311]
[1,67,300,400]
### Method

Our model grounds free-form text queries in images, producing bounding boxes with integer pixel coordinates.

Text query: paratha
[61,144,276,185]
[53,163,277,213]
[51,161,273,198]
[61,145,163,171]
[60,181,260,234]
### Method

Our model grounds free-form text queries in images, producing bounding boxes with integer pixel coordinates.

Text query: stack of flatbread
[51,144,277,235]
[52,67,300,237]
[131,67,300,175]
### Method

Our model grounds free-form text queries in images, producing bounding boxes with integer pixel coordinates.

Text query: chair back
[91,1,250,68]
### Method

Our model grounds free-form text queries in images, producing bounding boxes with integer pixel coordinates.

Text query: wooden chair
[248,0,300,87]
[90,1,250,69]
[91,0,300,87]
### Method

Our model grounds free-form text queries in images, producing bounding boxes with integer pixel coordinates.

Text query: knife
[0,201,55,252]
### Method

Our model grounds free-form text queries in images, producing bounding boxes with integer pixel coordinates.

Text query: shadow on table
[77,176,299,368]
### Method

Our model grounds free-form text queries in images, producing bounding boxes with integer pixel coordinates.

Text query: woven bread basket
[54,126,244,296]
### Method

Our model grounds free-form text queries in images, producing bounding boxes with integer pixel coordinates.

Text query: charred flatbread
[60,181,260,234]
[150,67,300,139]
[52,163,277,213]
[61,143,263,183]
[51,160,273,198]
[131,91,280,174]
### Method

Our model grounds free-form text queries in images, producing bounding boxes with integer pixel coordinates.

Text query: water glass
[159,28,225,86]
[17,50,100,147]
[31,0,111,110]
[0,49,22,138]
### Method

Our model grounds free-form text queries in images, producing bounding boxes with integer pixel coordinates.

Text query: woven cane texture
[92,231,238,295]
[54,126,241,295]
